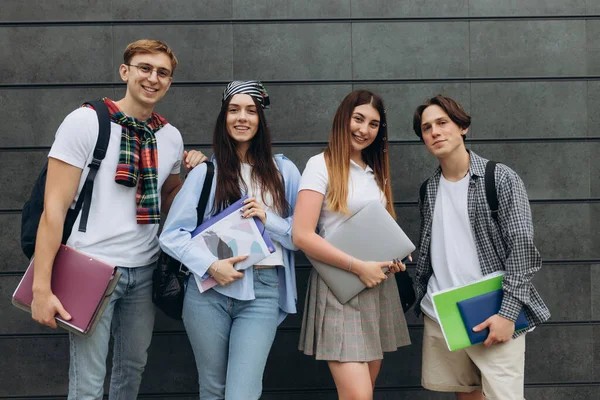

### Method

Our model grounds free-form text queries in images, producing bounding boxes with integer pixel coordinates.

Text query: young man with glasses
[412,95,550,400]
[30,39,205,399]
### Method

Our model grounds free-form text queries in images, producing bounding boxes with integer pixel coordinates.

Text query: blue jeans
[68,263,156,400]
[183,268,280,400]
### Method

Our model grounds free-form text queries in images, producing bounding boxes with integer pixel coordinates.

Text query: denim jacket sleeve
[159,163,218,277]
[264,155,301,251]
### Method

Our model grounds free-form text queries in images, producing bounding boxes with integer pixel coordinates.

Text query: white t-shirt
[48,107,184,267]
[420,173,483,321]
[298,152,386,238]
[239,163,284,266]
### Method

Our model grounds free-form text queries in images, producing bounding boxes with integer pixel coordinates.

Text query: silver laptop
[306,200,416,304]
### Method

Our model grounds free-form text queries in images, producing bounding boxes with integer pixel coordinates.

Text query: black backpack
[20,100,111,259]
[419,161,499,222]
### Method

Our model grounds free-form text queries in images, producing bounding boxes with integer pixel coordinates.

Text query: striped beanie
[222,80,270,109]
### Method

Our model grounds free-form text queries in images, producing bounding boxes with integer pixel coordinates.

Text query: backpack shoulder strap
[88,99,111,164]
[419,179,429,205]
[177,161,215,276]
[196,161,215,228]
[485,161,499,222]
[76,100,111,232]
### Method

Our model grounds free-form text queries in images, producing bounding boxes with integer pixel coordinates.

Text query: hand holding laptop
[307,201,416,304]
[353,256,409,288]
[353,259,390,288]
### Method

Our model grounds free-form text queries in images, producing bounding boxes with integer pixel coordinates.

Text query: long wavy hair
[212,95,290,217]
[324,90,396,219]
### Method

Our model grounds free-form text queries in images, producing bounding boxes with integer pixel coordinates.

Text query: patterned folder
[190,195,275,292]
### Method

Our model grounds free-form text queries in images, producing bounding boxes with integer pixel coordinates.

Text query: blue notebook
[456,289,529,345]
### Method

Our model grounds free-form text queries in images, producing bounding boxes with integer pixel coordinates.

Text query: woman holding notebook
[293,90,411,399]
[159,81,300,400]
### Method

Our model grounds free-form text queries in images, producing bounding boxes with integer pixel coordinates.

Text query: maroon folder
[12,245,121,337]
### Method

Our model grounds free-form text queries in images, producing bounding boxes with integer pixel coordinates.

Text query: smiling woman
[159,81,301,400]
[293,89,411,399]
[226,93,260,154]
[349,103,381,167]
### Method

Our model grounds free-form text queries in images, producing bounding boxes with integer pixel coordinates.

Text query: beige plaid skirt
[298,268,411,362]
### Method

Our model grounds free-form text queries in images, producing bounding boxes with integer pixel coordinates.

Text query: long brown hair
[212,95,290,217]
[324,90,396,219]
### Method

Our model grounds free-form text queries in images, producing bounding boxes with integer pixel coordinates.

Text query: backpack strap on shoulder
[196,161,214,226]
[76,100,111,233]
[178,161,214,276]
[485,161,499,222]
[419,179,429,205]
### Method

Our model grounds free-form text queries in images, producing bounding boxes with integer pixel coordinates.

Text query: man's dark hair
[412,95,471,141]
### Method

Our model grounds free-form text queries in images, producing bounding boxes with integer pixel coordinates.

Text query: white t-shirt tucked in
[420,173,483,321]
[48,107,184,267]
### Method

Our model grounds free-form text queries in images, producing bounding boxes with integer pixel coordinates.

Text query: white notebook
[307,200,416,304]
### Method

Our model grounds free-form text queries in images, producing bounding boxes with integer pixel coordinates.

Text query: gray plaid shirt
[415,151,550,335]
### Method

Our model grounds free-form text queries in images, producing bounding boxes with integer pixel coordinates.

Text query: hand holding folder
[432,272,529,351]
[12,245,121,337]
[457,289,528,346]
[189,195,275,292]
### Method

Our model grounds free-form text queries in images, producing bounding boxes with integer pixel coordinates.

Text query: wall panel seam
[1,137,600,152]
[3,15,600,27]
[6,76,600,88]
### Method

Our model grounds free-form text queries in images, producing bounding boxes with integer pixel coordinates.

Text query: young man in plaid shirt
[30,40,205,399]
[412,95,550,400]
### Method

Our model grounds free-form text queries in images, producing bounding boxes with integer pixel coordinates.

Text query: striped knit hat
[222,80,270,109]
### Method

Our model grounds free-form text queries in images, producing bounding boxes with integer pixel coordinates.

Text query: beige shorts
[421,315,526,400]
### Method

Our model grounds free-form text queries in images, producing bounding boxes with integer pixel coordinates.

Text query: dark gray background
[0,1,598,399]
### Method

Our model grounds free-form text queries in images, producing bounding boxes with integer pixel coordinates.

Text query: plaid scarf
[103,98,166,224]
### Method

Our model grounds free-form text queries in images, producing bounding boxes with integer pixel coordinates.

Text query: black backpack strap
[419,179,429,205]
[195,161,214,228]
[76,100,111,232]
[485,161,499,222]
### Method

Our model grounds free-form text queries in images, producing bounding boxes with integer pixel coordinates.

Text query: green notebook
[432,272,504,351]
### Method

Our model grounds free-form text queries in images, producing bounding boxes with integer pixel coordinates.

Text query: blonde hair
[324,90,396,219]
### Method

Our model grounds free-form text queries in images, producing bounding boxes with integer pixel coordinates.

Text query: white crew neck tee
[420,173,483,321]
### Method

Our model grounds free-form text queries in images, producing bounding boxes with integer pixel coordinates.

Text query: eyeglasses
[126,63,172,80]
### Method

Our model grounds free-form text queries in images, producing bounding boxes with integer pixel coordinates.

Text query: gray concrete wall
[0,1,598,398]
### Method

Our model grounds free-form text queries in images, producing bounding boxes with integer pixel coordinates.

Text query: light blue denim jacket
[159,154,300,324]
